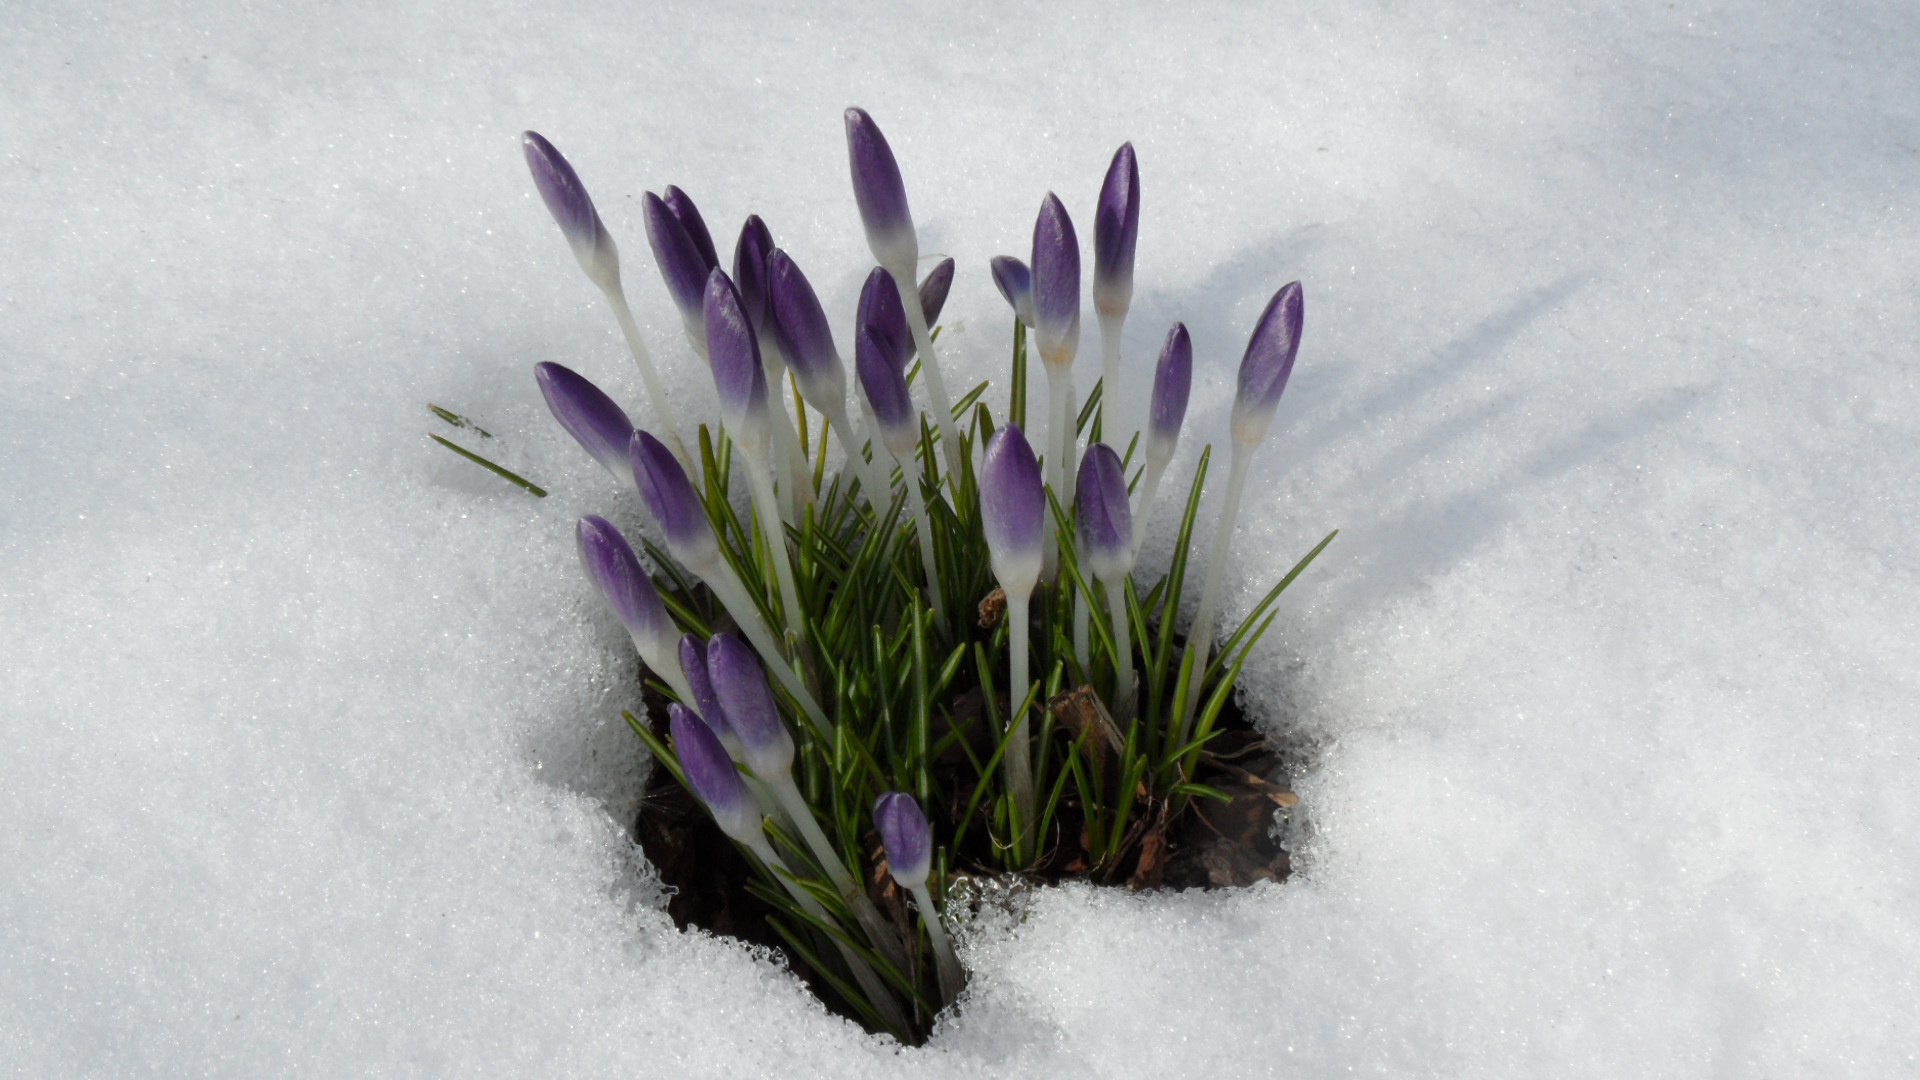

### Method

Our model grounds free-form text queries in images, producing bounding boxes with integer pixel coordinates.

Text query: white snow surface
[5,1,1917,1075]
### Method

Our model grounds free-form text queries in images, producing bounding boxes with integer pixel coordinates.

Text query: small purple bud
[1030,195,1080,367]
[535,362,635,486]
[707,633,795,779]
[1231,282,1305,448]
[873,792,931,888]
[1147,324,1192,468]
[630,429,716,563]
[521,131,619,291]
[980,424,1046,591]
[1092,143,1140,318]
[732,216,777,337]
[662,186,720,277]
[857,266,912,373]
[576,516,676,656]
[703,269,770,441]
[856,326,916,458]
[844,107,918,269]
[989,256,1035,329]
[766,250,847,409]
[679,633,736,747]
[671,704,757,842]
[918,257,955,329]
[642,191,712,339]
[1074,444,1134,582]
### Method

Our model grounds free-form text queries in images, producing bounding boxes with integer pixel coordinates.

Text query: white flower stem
[1130,457,1168,560]
[1042,363,1074,581]
[1098,309,1124,429]
[759,342,810,517]
[823,400,891,511]
[1104,578,1134,715]
[899,462,949,634]
[1004,589,1036,838]
[740,448,808,653]
[907,881,966,1007]
[604,288,693,469]
[889,263,964,482]
[702,564,834,743]
[768,776,909,972]
[1179,443,1251,737]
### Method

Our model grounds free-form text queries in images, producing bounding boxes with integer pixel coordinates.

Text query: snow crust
[4,0,1916,1074]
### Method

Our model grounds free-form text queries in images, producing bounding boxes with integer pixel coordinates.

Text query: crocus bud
[918,257,955,329]
[703,268,770,449]
[1074,444,1134,582]
[642,191,713,348]
[671,704,758,842]
[857,266,912,372]
[630,429,717,567]
[1030,194,1080,367]
[766,250,847,410]
[662,186,720,276]
[980,424,1046,593]
[1092,143,1140,318]
[844,107,918,270]
[535,362,635,487]
[679,633,735,747]
[1230,281,1304,449]
[576,515,679,660]
[873,792,931,888]
[1147,323,1192,470]
[856,326,916,460]
[732,216,777,337]
[989,256,1036,329]
[706,633,795,780]
[522,131,619,293]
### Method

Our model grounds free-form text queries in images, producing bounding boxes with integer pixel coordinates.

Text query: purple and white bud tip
[671,704,757,843]
[535,362,635,487]
[732,215,776,337]
[1030,194,1081,368]
[679,633,735,747]
[766,250,846,409]
[989,256,1036,329]
[918,257,955,329]
[874,792,931,888]
[1230,281,1304,449]
[707,632,794,780]
[643,191,715,344]
[630,428,716,564]
[662,186,720,277]
[1092,142,1141,318]
[1074,443,1134,583]
[858,266,911,373]
[522,131,619,292]
[576,515,676,655]
[703,268,770,443]
[856,325,916,458]
[980,423,1046,593]
[1147,323,1192,469]
[844,107,918,270]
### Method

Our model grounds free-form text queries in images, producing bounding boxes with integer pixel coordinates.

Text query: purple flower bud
[630,429,716,563]
[989,256,1035,329]
[873,792,931,887]
[1092,143,1140,318]
[662,186,720,276]
[766,250,847,409]
[671,704,757,842]
[1030,195,1080,366]
[642,191,712,335]
[521,131,619,291]
[535,362,635,486]
[732,216,776,337]
[703,269,770,441]
[856,326,915,457]
[576,515,677,655]
[1074,444,1134,582]
[679,633,736,746]
[980,424,1046,591]
[707,633,795,779]
[844,107,918,269]
[1147,323,1192,468]
[1230,281,1304,448]
[857,266,912,372]
[918,257,955,329]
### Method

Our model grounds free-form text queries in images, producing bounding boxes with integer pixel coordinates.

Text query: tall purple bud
[1230,282,1305,449]
[642,191,713,351]
[873,792,931,888]
[630,429,717,567]
[521,131,619,293]
[989,256,1036,329]
[670,705,758,843]
[703,269,770,449]
[662,186,720,276]
[576,515,679,661]
[535,362,635,487]
[732,216,777,337]
[766,250,847,410]
[844,108,918,270]
[679,633,735,747]
[1147,324,1192,470]
[857,266,912,372]
[1092,143,1141,319]
[980,424,1046,592]
[918,257,955,329]
[1074,444,1134,582]
[856,326,916,460]
[1030,194,1081,369]
[706,633,795,780]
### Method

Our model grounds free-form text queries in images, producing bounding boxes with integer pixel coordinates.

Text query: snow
[4,0,1917,1075]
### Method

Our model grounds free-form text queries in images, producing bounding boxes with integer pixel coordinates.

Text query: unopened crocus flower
[576,515,694,705]
[1092,142,1140,428]
[1130,323,1192,556]
[858,265,912,372]
[662,186,720,275]
[1075,444,1138,710]
[844,107,917,270]
[670,704,758,844]
[732,215,776,337]
[643,191,716,355]
[767,250,890,503]
[679,633,736,750]
[980,424,1044,830]
[989,255,1035,329]
[1230,281,1305,450]
[733,216,811,512]
[703,268,771,452]
[873,792,966,1005]
[1031,193,1083,552]
[705,632,793,781]
[631,428,716,568]
[856,320,948,630]
[522,131,619,294]
[918,257,955,329]
[536,362,635,488]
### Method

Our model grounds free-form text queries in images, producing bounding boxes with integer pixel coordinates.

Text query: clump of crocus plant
[510,113,1336,1045]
